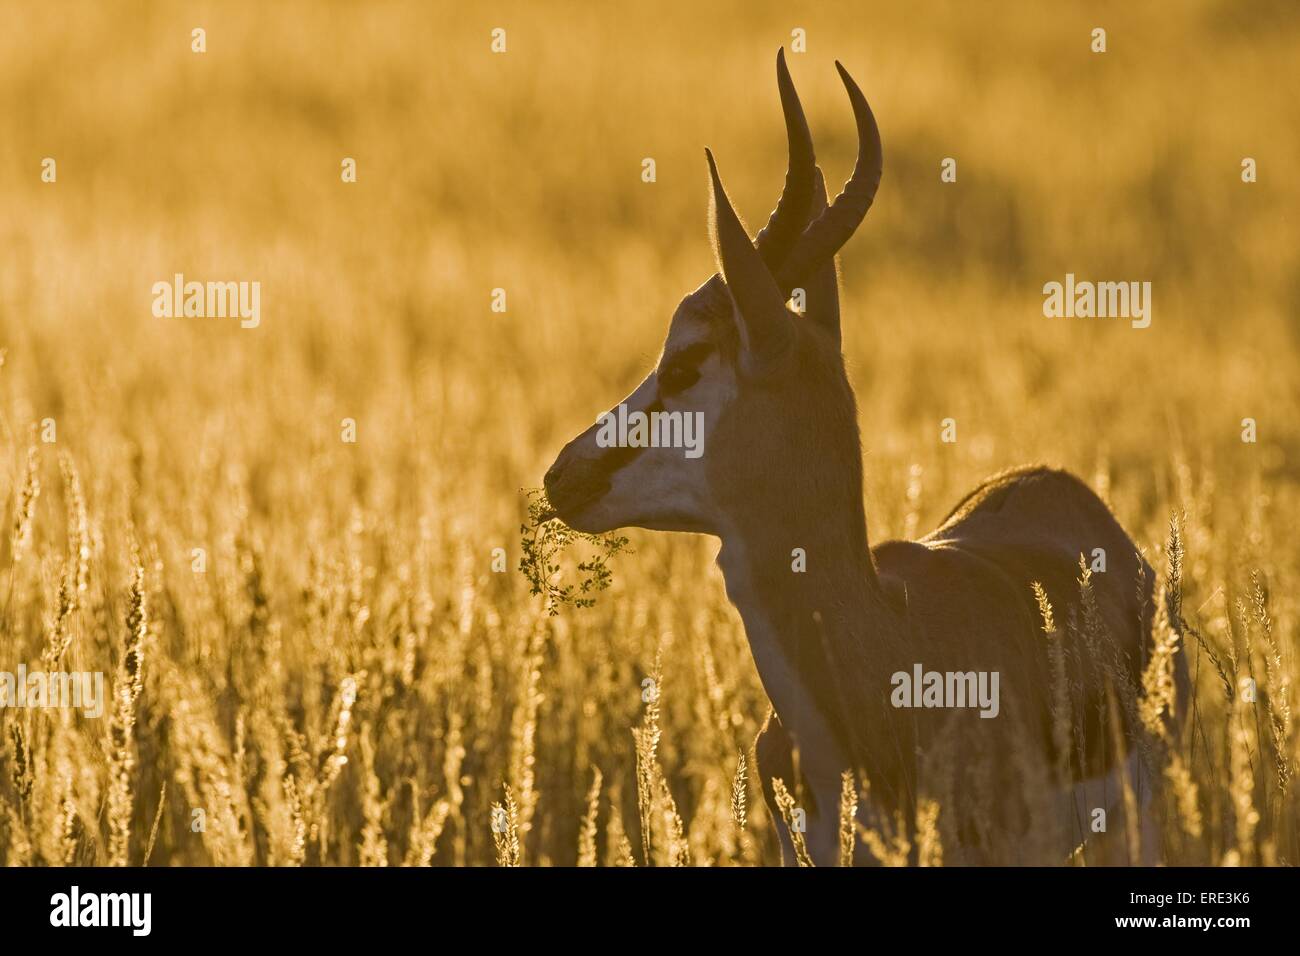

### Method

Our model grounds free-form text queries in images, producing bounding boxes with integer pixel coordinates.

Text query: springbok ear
[801,167,841,347]
[705,149,794,371]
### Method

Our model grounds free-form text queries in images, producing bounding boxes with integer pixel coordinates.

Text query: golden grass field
[0,0,1297,866]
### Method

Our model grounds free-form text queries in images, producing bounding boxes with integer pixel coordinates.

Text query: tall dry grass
[0,0,1297,865]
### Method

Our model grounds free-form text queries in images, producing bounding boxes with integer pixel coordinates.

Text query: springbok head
[545,51,882,538]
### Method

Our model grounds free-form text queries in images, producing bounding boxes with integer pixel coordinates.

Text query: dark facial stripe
[592,394,665,479]
[660,341,714,371]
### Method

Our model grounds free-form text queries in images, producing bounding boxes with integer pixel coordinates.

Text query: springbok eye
[658,364,700,395]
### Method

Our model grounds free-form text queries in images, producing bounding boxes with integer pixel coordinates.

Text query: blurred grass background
[0,0,1296,865]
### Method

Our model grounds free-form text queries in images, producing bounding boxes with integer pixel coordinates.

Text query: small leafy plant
[518,488,630,615]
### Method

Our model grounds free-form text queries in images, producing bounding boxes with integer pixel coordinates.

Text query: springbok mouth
[543,494,628,535]
[543,474,613,528]
[540,492,597,528]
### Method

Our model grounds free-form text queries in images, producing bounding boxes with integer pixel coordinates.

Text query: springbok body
[544,51,1185,864]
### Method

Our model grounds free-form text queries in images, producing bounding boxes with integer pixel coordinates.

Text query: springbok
[543,51,1187,865]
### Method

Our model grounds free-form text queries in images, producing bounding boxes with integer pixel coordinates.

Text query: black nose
[543,460,562,493]
[543,450,612,518]
[542,457,570,504]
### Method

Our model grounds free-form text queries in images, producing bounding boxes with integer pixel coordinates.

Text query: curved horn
[754,48,816,272]
[706,149,793,366]
[801,167,841,345]
[777,61,882,296]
